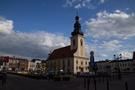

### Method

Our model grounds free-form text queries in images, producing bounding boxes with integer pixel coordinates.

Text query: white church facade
[46,15,89,74]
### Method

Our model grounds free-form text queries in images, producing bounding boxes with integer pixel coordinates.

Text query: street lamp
[114,54,121,80]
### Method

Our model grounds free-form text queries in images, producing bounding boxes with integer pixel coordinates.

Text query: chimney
[133,51,135,60]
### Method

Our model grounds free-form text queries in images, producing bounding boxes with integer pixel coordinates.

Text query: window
[81,61,83,65]
[76,66,78,70]
[85,67,88,70]
[76,60,78,64]
[80,39,83,46]
[85,61,87,65]
[63,60,65,70]
[68,59,70,66]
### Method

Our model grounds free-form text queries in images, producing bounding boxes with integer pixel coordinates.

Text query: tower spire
[71,12,83,36]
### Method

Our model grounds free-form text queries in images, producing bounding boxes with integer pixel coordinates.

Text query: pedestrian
[2,72,7,87]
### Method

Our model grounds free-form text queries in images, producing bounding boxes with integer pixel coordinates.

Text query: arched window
[68,59,70,66]
[80,39,83,46]
[76,60,78,64]
[81,61,83,65]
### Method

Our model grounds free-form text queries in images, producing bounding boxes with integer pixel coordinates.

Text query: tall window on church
[68,59,70,66]
[73,39,75,46]
[80,39,83,46]
[63,60,65,70]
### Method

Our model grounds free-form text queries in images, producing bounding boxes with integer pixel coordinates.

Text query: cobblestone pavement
[0,74,135,90]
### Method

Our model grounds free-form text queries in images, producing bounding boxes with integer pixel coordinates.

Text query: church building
[46,15,89,74]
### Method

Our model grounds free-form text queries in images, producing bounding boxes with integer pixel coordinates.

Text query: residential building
[0,56,9,71]
[97,59,135,73]
[28,59,47,73]
[18,59,29,71]
[0,56,29,72]
[8,56,20,71]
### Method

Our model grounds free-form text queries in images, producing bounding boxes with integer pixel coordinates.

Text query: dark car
[44,72,55,80]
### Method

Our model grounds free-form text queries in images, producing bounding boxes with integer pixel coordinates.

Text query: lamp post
[114,54,121,80]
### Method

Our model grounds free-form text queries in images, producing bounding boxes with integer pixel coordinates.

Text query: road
[0,74,135,90]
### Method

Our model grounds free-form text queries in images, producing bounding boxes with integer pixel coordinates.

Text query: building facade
[46,16,89,74]
[0,56,29,72]
[28,59,47,74]
[18,59,29,71]
[0,56,9,71]
[28,59,41,71]
[97,59,135,73]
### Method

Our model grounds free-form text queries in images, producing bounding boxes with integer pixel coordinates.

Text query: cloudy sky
[0,0,135,60]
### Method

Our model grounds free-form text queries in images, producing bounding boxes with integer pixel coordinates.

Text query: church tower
[46,15,89,74]
[71,15,86,57]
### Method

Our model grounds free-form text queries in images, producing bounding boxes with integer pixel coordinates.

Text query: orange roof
[47,45,76,60]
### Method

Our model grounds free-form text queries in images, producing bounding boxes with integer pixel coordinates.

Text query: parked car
[76,72,96,77]
[43,71,55,80]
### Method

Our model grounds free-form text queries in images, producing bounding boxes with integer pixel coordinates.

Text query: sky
[0,0,135,60]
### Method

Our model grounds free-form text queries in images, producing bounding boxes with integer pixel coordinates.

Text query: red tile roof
[47,45,76,60]
[0,56,28,62]
[0,56,9,62]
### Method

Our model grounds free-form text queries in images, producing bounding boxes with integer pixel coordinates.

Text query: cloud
[74,3,81,9]
[86,10,135,39]
[0,13,133,60]
[100,0,106,3]
[118,51,133,59]
[0,17,69,59]
[85,10,135,60]
[0,17,13,34]
[63,0,107,9]
[100,40,122,51]
[85,40,123,60]
[86,43,133,61]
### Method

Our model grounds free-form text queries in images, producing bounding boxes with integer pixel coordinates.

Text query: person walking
[2,72,7,87]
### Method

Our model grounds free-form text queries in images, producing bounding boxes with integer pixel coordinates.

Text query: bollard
[94,77,97,90]
[106,79,109,90]
[103,76,104,83]
[2,73,7,87]
[87,78,90,90]
[125,81,128,90]
[84,78,86,89]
